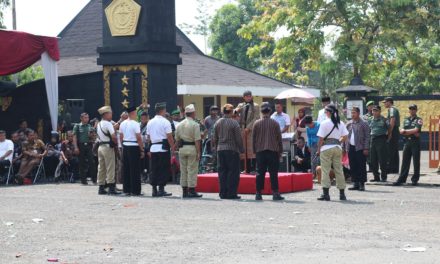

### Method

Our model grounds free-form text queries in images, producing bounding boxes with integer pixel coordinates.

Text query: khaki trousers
[179,151,199,188]
[97,145,115,185]
[320,147,345,190]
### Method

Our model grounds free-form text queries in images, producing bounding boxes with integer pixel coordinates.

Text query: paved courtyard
[1,151,439,263]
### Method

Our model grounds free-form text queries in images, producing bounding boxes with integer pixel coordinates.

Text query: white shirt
[317,108,327,124]
[271,112,291,132]
[0,139,14,162]
[317,119,348,152]
[147,115,172,153]
[97,120,115,142]
[120,119,141,146]
[350,128,355,146]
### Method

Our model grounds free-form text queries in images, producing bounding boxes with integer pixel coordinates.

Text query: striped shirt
[213,116,244,153]
[252,116,283,154]
[345,118,370,152]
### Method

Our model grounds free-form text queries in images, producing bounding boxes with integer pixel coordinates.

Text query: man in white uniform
[120,106,144,196]
[0,130,14,178]
[147,102,176,197]
[96,106,119,195]
[317,97,331,124]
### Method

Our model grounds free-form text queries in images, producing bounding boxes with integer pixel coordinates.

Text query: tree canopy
[209,0,274,70]
[238,0,440,95]
[0,0,9,28]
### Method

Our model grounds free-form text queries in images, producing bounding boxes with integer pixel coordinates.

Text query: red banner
[0,30,59,75]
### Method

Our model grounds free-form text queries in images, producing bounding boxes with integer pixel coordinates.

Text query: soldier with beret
[175,104,203,198]
[383,97,400,174]
[119,106,144,196]
[393,104,423,186]
[146,102,175,197]
[96,106,119,195]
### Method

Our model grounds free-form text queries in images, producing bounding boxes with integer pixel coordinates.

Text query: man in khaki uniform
[96,106,119,195]
[236,90,260,173]
[175,104,203,198]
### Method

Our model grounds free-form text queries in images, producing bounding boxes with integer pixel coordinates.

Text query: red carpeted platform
[196,172,313,194]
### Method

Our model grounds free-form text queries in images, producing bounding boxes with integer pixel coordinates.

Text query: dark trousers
[256,150,279,192]
[217,150,240,198]
[348,145,367,184]
[292,160,311,173]
[371,136,388,180]
[0,160,11,175]
[79,144,96,182]
[150,151,170,187]
[387,130,400,174]
[397,139,420,183]
[122,146,141,195]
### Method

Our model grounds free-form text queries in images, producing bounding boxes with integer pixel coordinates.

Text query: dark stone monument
[97,0,181,116]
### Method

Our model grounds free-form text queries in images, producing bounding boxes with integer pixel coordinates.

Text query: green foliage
[0,0,9,28]
[238,0,440,95]
[1,66,44,86]
[209,1,274,70]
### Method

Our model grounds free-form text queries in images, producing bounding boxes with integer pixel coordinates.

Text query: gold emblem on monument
[105,0,141,37]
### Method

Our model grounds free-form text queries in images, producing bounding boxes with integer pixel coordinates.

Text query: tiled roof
[57,0,293,89]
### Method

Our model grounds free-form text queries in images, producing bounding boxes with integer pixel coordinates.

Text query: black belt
[151,142,163,145]
[79,142,90,146]
[181,140,195,146]
[371,135,387,139]
[405,136,419,140]
[123,140,137,143]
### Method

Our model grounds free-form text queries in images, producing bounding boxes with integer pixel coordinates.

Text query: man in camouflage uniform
[393,104,423,186]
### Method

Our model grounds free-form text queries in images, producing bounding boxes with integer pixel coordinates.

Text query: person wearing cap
[271,101,291,133]
[393,104,423,186]
[171,109,181,128]
[204,105,220,139]
[175,104,203,198]
[317,96,331,124]
[146,102,175,197]
[369,105,389,182]
[363,101,375,124]
[316,104,349,201]
[383,97,400,174]
[252,102,284,201]
[213,104,245,199]
[96,106,119,195]
[345,107,370,191]
[119,106,145,195]
[73,112,96,185]
[236,90,260,173]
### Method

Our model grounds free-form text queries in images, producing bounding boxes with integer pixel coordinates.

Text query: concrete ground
[0,152,439,264]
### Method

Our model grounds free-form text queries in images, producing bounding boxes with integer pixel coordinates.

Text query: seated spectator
[44,132,62,178]
[55,131,79,181]
[11,132,23,173]
[16,119,28,134]
[15,129,47,184]
[291,137,311,172]
[0,130,14,180]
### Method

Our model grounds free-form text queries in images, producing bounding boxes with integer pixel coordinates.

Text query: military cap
[185,104,195,113]
[408,104,418,110]
[171,109,181,115]
[243,90,252,96]
[366,101,375,107]
[321,96,331,103]
[126,106,137,113]
[98,106,112,115]
[372,105,381,111]
[155,102,167,110]
[210,105,219,111]
[382,97,394,103]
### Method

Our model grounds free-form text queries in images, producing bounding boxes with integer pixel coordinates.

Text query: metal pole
[12,0,16,30]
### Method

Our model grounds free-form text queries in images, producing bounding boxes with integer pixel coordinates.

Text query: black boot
[187,188,203,198]
[339,189,347,201]
[182,187,189,198]
[348,183,359,191]
[152,186,158,197]
[108,183,121,195]
[98,185,108,195]
[317,188,330,201]
[255,192,262,201]
[272,191,285,201]
[359,182,365,191]
[158,186,172,197]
